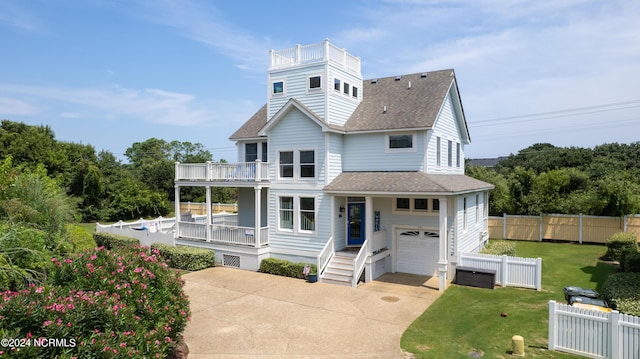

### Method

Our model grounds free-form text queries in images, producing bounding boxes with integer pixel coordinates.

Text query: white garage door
[396,229,439,276]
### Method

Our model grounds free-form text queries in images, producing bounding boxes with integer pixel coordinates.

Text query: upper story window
[436,137,441,166]
[245,143,258,162]
[448,140,453,167]
[456,142,461,168]
[334,78,341,91]
[261,142,268,162]
[343,82,350,95]
[352,86,358,99]
[386,133,417,153]
[309,75,321,89]
[272,81,284,95]
[278,150,316,180]
[393,197,440,214]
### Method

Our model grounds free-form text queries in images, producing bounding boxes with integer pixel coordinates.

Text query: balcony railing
[175,161,269,182]
[269,39,361,74]
[177,222,269,247]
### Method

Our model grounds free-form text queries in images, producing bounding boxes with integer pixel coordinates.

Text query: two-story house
[174,40,494,291]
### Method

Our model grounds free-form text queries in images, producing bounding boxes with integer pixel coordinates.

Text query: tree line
[0,120,234,222]
[467,142,640,217]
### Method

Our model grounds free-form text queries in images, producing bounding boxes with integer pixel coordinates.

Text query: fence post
[579,213,583,244]
[536,258,542,291]
[501,255,508,287]
[610,310,620,359]
[623,215,627,233]
[503,213,507,240]
[548,301,556,351]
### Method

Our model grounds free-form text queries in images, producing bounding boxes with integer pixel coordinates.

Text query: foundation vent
[223,254,241,268]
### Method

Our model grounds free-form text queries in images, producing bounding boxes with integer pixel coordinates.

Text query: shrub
[480,240,516,256]
[64,224,96,254]
[151,243,215,271]
[0,246,190,358]
[93,232,139,250]
[0,224,50,290]
[259,258,316,279]
[605,232,638,262]
[602,272,640,316]
[623,251,640,273]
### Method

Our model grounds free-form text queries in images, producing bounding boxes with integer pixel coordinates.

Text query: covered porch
[174,161,269,248]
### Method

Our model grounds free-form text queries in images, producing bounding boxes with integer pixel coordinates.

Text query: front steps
[321,251,358,287]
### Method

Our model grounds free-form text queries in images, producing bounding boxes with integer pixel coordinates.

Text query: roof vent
[420,73,427,78]
[395,76,402,81]
[407,81,412,89]
[383,105,387,113]
[371,79,378,84]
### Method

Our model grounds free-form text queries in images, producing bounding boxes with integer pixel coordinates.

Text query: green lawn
[401,241,617,359]
[77,222,97,235]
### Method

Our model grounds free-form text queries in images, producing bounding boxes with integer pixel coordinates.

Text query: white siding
[343,132,426,171]
[455,193,485,254]
[327,65,362,126]
[268,64,326,120]
[426,91,466,174]
[326,132,343,184]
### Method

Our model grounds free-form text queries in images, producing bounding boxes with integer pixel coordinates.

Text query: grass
[77,223,96,235]
[401,240,617,359]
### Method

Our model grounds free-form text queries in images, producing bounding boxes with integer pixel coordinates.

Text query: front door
[347,203,365,246]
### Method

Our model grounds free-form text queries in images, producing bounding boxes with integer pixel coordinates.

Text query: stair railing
[352,239,369,287]
[317,236,334,276]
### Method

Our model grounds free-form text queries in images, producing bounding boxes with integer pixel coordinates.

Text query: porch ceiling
[322,172,494,195]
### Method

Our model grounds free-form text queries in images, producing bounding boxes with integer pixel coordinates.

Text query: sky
[1,0,639,162]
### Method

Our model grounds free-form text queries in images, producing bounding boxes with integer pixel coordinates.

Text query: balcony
[177,221,269,248]
[175,161,269,184]
[269,39,361,74]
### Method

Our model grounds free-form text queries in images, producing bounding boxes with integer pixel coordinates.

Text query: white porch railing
[352,239,369,287]
[549,301,640,358]
[371,229,387,253]
[317,236,334,276]
[269,39,361,74]
[458,252,542,291]
[175,161,269,182]
[178,221,269,247]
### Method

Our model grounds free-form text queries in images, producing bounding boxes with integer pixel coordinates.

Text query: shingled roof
[323,172,494,194]
[229,69,460,140]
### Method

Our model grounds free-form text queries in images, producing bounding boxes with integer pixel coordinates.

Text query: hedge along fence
[488,214,640,244]
[93,232,140,249]
[151,243,215,271]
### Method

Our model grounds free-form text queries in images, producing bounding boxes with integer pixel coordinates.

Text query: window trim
[334,78,341,92]
[456,142,461,168]
[343,82,350,96]
[277,149,317,181]
[385,132,417,153]
[271,79,286,97]
[436,137,441,166]
[276,194,317,235]
[392,197,440,215]
[278,151,294,179]
[307,74,322,92]
[352,86,358,99]
[448,140,453,167]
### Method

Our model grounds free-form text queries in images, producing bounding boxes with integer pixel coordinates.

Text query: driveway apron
[182,267,441,358]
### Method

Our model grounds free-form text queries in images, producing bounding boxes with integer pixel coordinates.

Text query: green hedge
[93,232,140,250]
[605,232,638,262]
[151,243,216,271]
[623,251,640,273]
[602,272,640,316]
[259,258,316,279]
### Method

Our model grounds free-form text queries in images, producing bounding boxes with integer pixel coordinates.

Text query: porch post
[254,186,262,248]
[205,186,212,242]
[174,185,180,244]
[365,196,373,282]
[438,196,448,292]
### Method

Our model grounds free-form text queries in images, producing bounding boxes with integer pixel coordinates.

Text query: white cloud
[0,97,39,116]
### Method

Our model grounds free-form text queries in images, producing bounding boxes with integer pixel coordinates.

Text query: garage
[396,229,439,276]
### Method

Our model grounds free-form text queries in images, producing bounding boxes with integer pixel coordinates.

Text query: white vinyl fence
[549,301,640,359]
[458,252,542,291]
[96,216,176,247]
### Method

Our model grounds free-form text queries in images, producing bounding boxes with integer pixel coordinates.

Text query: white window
[448,140,453,167]
[272,80,285,95]
[386,133,416,153]
[245,143,257,162]
[352,86,358,99]
[309,75,321,90]
[279,197,294,230]
[436,137,441,166]
[334,78,341,91]
[278,150,316,180]
[463,197,468,230]
[343,82,350,95]
[261,142,268,162]
[277,195,316,234]
[393,198,440,214]
[456,142,461,168]
[475,194,480,225]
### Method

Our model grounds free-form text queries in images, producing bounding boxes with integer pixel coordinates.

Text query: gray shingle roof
[322,172,494,194]
[229,69,457,140]
[345,70,454,132]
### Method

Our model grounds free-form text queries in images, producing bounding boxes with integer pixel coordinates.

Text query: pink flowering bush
[0,246,190,358]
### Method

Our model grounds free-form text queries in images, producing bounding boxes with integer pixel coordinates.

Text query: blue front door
[347,203,365,246]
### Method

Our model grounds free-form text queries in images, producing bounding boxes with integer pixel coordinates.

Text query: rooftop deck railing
[269,39,361,74]
[175,161,269,182]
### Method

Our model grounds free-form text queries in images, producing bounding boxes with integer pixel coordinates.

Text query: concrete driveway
[182,267,442,358]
